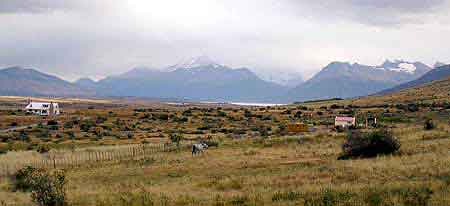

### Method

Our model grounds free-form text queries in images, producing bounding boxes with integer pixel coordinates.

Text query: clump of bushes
[12,166,67,206]
[47,120,58,126]
[424,119,435,130]
[339,129,400,160]
[80,119,96,132]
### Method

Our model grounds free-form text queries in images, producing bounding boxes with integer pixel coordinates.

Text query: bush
[424,119,435,130]
[339,129,400,159]
[0,147,7,155]
[203,140,219,147]
[80,120,96,132]
[49,125,59,131]
[169,133,183,147]
[47,120,58,126]
[19,131,29,142]
[63,121,74,129]
[13,166,37,192]
[31,170,67,206]
[37,144,50,154]
[96,116,108,124]
[12,166,67,206]
[272,191,301,202]
[38,129,50,139]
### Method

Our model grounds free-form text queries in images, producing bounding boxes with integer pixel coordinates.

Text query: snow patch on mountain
[392,63,417,74]
[370,61,418,74]
[254,70,304,87]
[168,56,223,71]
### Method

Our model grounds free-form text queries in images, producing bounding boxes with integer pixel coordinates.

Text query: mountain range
[377,64,450,95]
[1,57,448,103]
[287,60,433,101]
[77,56,287,102]
[0,67,93,97]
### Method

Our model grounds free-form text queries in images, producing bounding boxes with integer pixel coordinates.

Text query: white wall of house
[25,102,60,116]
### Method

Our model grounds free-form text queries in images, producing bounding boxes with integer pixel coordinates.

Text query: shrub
[47,120,58,126]
[305,189,353,206]
[203,140,219,147]
[19,131,29,142]
[49,125,59,131]
[37,144,50,154]
[394,186,433,206]
[339,129,400,159]
[30,170,67,206]
[38,129,50,139]
[244,110,252,118]
[169,133,183,147]
[96,116,108,124]
[80,120,95,132]
[66,131,75,140]
[407,103,419,112]
[63,121,74,129]
[424,119,435,130]
[12,166,67,206]
[228,195,249,206]
[12,166,37,192]
[272,191,301,202]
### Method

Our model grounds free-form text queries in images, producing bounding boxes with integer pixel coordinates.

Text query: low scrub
[12,166,67,206]
[339,129,400,159]
[272,191,302,202]
[424,119,435,130]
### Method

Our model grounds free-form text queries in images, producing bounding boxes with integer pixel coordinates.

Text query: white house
[335,116,356,128]
[25,102,60,116]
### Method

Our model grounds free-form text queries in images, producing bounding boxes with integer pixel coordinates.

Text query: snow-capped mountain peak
[168,56,223,71]
[374,60,420,74]
[434,62,447,68]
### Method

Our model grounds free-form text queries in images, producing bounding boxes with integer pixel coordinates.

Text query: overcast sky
[1,0,449,81]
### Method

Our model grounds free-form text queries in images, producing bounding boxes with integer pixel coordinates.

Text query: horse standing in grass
[192,142,209,156]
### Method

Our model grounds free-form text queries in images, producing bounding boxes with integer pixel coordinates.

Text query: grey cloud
[348,0,446,11]
[288,0,450,26]
[0,0,108,14]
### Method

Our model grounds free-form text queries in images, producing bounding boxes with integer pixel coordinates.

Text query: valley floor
[0,97,449,205]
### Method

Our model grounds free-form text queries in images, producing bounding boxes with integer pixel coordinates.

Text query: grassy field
[0,95,450,205]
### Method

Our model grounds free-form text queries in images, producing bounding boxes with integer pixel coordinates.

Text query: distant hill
[0,67,93,97]
[377,64,450,95]
[354,75,450,106]
[91,56,288,102]
[74,78,97,90]
[287,60,432,102]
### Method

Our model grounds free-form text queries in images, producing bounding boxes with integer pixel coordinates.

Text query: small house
[25,101,60,116]
[335,116,355,128]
